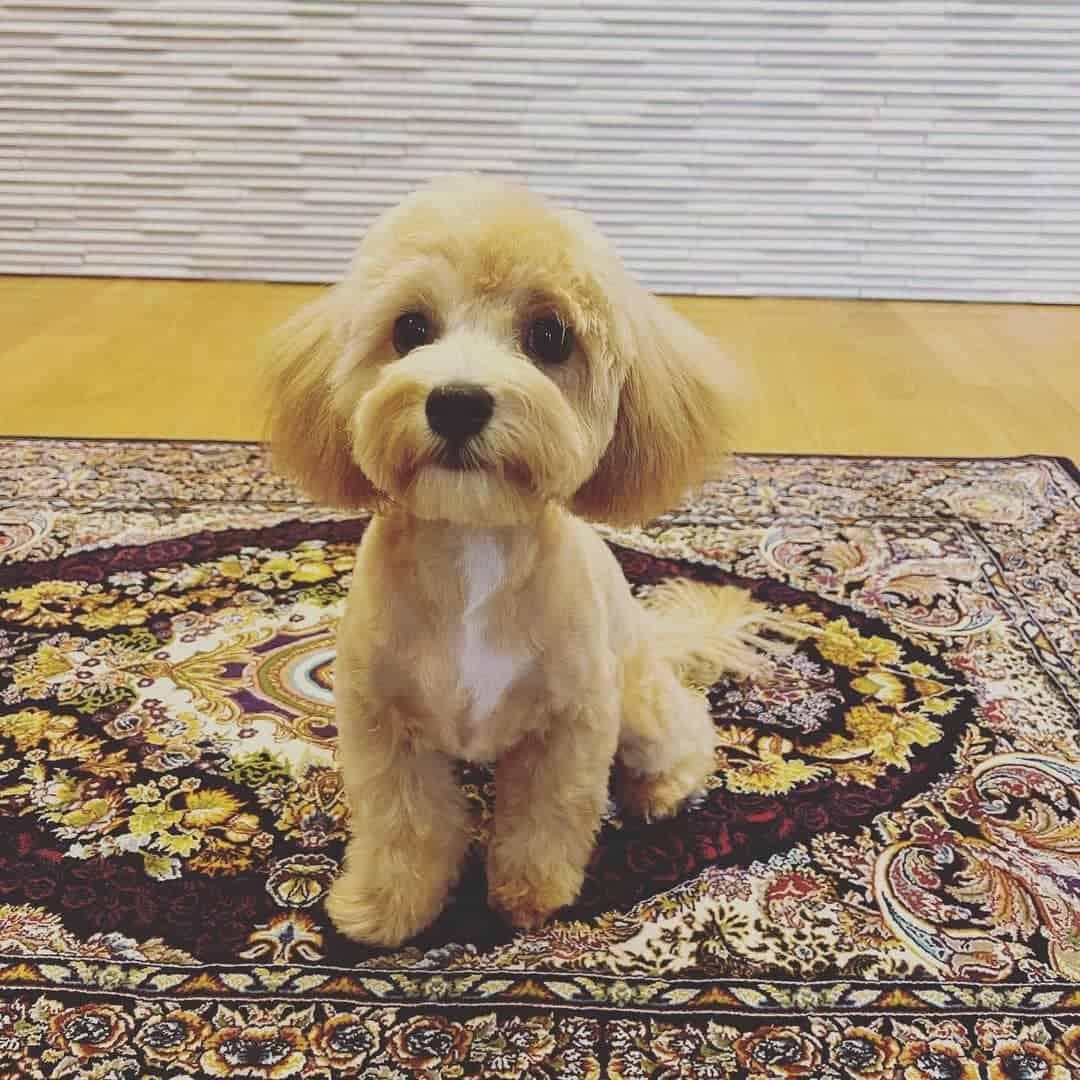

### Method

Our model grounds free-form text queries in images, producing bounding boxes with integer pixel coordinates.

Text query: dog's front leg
[487,693,618,931]
[326,705,469,948]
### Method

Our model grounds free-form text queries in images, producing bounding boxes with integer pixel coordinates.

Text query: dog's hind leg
[616,581,794,820]
[614,655,717,821]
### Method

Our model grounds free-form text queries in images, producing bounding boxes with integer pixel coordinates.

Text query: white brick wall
[2,0,1078,301]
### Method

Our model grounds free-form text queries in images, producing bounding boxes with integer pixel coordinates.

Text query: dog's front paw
[325,862,450,948]
[487,862,583,932]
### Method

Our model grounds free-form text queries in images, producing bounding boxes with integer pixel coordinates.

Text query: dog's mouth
[427,443,537,495]
[433,443,483,472]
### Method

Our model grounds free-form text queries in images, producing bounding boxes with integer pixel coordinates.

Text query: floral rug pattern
[0,440,1078,1078]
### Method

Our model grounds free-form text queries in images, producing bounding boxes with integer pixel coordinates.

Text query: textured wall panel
[1,0,1079,300]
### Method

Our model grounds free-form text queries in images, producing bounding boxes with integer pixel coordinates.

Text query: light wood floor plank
[1,277,1075,459]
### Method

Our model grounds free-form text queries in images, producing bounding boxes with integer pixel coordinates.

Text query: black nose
[425,384,494,441]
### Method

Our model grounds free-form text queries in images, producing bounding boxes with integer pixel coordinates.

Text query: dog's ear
[262,287,378,508]
[572,286,734,526]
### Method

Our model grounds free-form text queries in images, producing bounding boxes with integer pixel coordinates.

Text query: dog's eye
[524,314,573,365]
[393,311,432,356]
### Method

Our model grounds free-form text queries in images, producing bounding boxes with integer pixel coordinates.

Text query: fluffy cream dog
[265,174,782,947]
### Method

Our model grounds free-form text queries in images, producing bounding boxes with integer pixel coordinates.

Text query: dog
[264,174,784,947]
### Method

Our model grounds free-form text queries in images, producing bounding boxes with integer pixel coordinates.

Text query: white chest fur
[454,532,529,759]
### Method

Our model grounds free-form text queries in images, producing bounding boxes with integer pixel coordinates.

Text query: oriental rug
[0,439,1078,1079]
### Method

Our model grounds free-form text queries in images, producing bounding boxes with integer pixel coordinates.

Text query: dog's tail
[641,579,794,685]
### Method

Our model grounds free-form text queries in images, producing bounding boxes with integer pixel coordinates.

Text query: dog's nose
[425,384,494,441]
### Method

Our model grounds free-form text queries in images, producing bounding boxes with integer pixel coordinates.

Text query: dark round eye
[392,311,432,356]
[524,314,573,365]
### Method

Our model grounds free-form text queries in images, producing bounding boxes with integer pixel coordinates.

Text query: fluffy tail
[641,579,794,685]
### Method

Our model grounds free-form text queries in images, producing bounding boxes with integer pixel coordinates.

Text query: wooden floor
[0,275,1076,459]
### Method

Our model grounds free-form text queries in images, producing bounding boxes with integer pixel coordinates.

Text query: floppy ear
[572,288,734,526]
[261,287,377,509]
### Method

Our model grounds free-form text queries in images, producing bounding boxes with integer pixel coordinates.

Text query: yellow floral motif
[155,832,201,857]
[75,598,150,630]
[143,713,201,747]
[291,561,335,583]
[924,696,959,716]
[708,616,956,795]
[41,773,89,813]
[851,670,907,704]
[816,617,902,668]
[129,802,185,838]
[188,837,256,876]
[907,661,943,678]
[266,854,339,908]
[128,782,162,803]
[265,765,349,846]
[222,812,262,844]
[0,580,85,627]
[4,544,352,661]
[187,586,236,606]
[273,871,325,905]
[59,794,122,831]
[721,735,830,796]
[844,705,943,769]
[261,556,298,574]
[143,852,181,881]
[23,772,267,879]
[182,789,243,828]
[49,733,104,762]
[714,724,758,750]
[12,644,72,688]
[241,912,325,963]
[145,593,190,614]
[0,708,77,751]
[82,750,137,783]
[152,565,208,590]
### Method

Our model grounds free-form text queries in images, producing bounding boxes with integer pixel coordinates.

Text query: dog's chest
[447,535,530,760]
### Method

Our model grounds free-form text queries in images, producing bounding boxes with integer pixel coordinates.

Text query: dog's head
[265,174,735,526]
